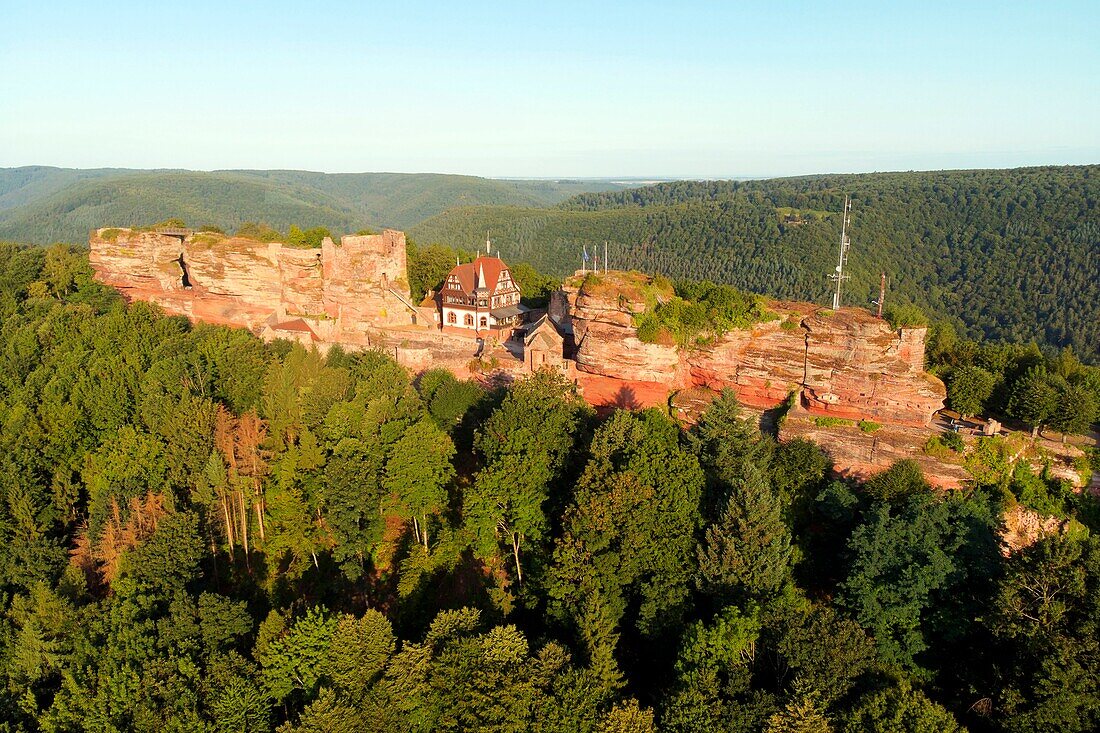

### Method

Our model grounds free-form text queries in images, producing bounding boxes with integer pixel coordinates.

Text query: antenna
[828,196,852,309]
[874,272,886,318]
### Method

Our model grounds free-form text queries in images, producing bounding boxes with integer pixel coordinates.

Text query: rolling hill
[2,164,1095,359]
[0,167,626,245]
[409,166,1100,360]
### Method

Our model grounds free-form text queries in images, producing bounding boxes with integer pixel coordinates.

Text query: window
[480,316,488,328]
[464,314,474,326]
[447,312,456,324]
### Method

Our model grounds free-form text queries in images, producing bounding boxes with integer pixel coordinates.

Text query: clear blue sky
[1,1,1097,178]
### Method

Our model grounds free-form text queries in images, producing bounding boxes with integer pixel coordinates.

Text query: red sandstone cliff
[90,228,418,346]
[565,272,945,426]
[92,232,945,428]
[566,273,681,383]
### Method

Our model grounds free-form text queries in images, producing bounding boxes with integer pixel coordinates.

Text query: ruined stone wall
[89,228,415,344]
[320,232,412,340]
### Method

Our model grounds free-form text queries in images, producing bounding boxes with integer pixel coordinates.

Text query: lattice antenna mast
[829,196,852,309]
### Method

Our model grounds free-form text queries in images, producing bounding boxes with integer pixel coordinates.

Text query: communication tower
[829,196,852,309]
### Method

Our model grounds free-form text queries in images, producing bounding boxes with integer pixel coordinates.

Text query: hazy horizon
[4,161,1096,185]
[3,1,1098,178]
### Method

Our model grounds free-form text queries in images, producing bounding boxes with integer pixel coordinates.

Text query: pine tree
[688,389,772,518]
[766,684,832,733]
[697,463,792,606]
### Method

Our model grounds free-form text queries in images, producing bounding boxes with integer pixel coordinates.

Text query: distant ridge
[409,165,1100,360]
[1,164,1096,359]
[0,167,626,245]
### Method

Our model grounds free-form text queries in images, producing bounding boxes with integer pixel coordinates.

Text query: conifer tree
[697,463,792,606]
[688,389,772,518]
[766,683,832,733]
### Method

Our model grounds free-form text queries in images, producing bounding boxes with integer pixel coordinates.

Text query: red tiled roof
[271,318,318,339]
[445,256,511,295]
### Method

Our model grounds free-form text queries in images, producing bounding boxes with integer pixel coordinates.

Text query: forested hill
[1,242,1097,732]
[4,165,1096,359]
[410,166,1100,361]
[0,167,626,245]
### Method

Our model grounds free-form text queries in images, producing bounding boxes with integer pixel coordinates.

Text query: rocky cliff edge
[565,271,945,427]
[89,227,418,342]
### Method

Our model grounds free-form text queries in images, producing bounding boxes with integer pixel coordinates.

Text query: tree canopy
[0,240,1096,732]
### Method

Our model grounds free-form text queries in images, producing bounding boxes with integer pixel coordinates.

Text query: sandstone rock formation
[93,232,944,429]
[563,272,945,426]
[778,414,970,488]
[1001,504,1072,553]
[564,274,682,383]
[90,228,419,345]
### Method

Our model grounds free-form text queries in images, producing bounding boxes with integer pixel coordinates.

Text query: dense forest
[0,167,625,245]
[1,241,1098,732]
[410,166,1100,361]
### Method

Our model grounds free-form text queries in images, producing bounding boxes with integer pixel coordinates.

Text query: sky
[1,1,1097,178]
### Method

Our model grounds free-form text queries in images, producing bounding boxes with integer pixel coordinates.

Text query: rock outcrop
[563,272,945,426]
[685,305,814,409]
[778,414,970,488]
[1001,505,1072,553]
[90,228,419,347]
[565,274,681,383]
[93,233,945,429]
[798,310,943,425]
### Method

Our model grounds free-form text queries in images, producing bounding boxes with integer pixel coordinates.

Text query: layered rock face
[779,415,970,488]
[565,277,681,383]
[89,228,416,346]
[564,274,945,426]
[798,310,943,425]
[686,307,813,409]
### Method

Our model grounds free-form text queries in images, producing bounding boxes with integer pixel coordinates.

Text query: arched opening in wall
[177,254,192,289]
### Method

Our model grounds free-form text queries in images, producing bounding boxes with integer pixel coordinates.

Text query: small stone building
[524,315,570,374]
